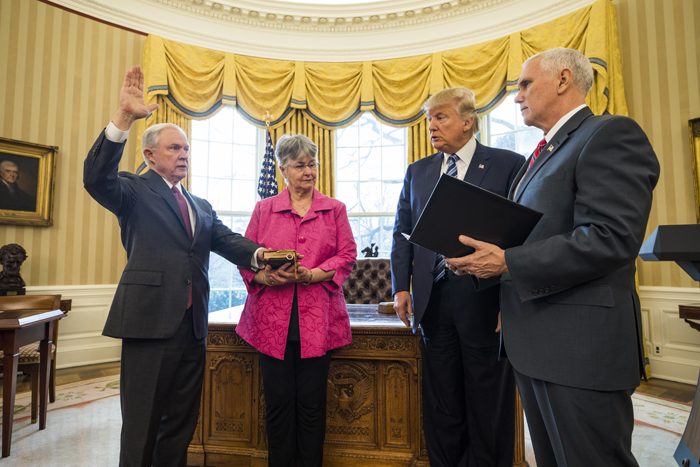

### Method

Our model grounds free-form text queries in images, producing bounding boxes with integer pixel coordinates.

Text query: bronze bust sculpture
[0,243,27,289]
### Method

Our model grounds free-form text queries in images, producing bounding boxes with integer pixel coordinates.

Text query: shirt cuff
[250,248,264,270]
[105,121,129,143]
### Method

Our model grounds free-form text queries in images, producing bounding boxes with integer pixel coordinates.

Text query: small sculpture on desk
[361,243,379,258]
[0,243,27,295]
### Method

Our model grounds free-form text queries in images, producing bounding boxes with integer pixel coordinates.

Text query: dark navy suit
[391,140,524,467]
[84,131,260,467]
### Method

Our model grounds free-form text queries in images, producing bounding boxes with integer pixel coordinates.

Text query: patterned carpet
[0,376,691,466]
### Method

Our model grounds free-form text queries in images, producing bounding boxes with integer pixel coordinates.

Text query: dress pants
[514,368,638,467]
[420,278,516,467]
[119,307,206,467]
[258,288,331,467]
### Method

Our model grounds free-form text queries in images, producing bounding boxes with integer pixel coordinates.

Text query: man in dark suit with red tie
[84,66,265,467]
[447,48,660,466]
[391,87,524,467]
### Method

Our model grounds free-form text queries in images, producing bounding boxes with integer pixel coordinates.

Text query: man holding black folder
[446,48,660,467]
[391,87,524,467]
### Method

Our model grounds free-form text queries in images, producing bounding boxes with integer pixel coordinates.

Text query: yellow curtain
[270,110,335,197]
[141,0,625,126]
[138,0,626,167]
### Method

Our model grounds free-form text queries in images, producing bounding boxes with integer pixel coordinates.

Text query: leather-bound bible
[406,174,543,257]
[262,250,299,278]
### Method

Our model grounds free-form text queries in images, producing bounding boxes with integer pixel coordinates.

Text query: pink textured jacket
[237,188,357,360]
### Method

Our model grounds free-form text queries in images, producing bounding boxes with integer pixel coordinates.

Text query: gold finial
[263,110,271,127]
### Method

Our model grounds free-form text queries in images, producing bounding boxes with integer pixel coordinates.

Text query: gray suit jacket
[501,107,660,391]
[84,131,260,340]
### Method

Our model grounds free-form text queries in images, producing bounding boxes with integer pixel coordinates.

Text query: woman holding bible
[237,134,357,467]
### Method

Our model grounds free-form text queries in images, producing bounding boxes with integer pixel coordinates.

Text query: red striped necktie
[526,138,548,173]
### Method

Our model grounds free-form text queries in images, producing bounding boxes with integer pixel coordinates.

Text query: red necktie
[526,138,548,172]
[172,185,193,241]
[172,185,193,309]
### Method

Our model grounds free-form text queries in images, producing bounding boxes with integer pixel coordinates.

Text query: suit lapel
[513,107,593,203]
[143,171,192,241]
[463,141,490,186]
[424,153,444,202]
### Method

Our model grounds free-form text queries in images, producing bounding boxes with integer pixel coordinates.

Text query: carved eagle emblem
[326,376,373,423]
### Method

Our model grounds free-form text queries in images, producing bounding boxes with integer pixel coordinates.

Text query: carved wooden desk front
[188,305,528,467]
[188,304,427,467]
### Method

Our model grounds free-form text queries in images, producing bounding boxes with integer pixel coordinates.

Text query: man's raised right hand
[112,65,160,131]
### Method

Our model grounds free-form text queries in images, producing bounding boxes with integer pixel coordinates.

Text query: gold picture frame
[691,118,700,223]
[0,137,57,227]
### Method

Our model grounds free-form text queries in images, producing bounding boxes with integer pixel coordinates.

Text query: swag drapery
[137,0,627,177]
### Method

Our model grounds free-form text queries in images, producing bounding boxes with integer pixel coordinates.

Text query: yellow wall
[1,0,699,288]
[615,0,700,287]
[0,0,145,285]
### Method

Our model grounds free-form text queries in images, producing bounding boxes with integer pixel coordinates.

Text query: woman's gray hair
[422,87,481,134]
[524,48,594,96]
[275,134,318,168]
[141,123,188,167]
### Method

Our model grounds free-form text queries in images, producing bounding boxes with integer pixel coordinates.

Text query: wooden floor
[1,361,697,404]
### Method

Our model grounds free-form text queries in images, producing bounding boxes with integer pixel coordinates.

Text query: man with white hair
[84,66,265,467]
[0,160,35,211]
[445,48,660,466]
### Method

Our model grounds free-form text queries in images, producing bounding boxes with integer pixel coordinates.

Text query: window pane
[359,116,380,147]
[231,180,256,211]
[382,125,405,146]
[191,140,209,177]
[336,125,358,147]
[208,178,233,211]
[358,181,382,212]
[382,146,405,180]
[359,147,381,181]
[233,144,256,180]
[336,181,359,213]
[191,119,209,141]
[336,148,359,181]
[233,111,256,146]
[209,253,232,289]
[191,176,207,196]
[382,181,402,212]
[209,143,233,178]
[516,130,544,156]
[210,107,234,144]
[492,133,516,152]
[209,290,231,313]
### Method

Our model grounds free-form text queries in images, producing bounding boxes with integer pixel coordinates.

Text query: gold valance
[140,0,626,134]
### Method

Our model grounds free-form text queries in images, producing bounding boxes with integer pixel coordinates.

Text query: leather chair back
[342,258,392,304]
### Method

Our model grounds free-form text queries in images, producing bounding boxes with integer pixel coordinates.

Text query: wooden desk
[188,304,527,466]
[0,308,64,457]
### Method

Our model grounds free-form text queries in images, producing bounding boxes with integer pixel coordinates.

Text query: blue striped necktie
[433,154,459,282]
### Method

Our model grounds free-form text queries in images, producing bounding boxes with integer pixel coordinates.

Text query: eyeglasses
[287,162,320,171]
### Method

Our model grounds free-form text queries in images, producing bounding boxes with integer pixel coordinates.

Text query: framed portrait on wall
[0,137,57,227]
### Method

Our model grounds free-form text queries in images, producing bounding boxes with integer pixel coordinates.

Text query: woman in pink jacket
[237,134,357,467]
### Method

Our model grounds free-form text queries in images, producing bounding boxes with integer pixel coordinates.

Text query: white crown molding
[49,0,597,61]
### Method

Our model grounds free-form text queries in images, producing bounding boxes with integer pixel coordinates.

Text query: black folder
[407,174,543,257]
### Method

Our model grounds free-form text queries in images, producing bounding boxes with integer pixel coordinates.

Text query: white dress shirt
[441,136,477,179]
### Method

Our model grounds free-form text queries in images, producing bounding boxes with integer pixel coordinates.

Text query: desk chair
[0,294,62,423]
[342,258,392,304]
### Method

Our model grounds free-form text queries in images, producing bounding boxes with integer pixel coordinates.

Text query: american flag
[257,129,278,199]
